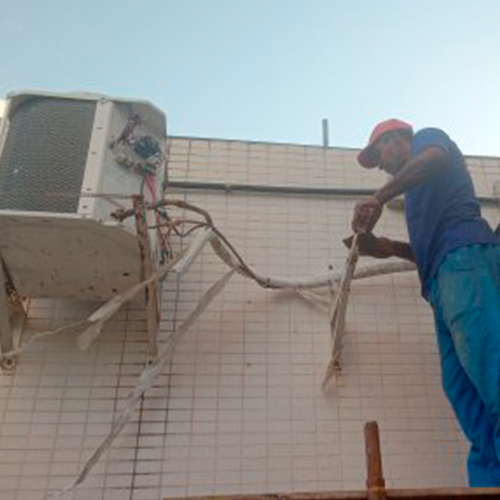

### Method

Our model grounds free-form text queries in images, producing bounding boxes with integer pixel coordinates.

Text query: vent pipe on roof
[322,118,329,148]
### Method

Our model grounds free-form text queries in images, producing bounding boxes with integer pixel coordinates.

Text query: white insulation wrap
[323,234,359,389]
[54,270,235,498]
[3,224,418,497]
[172,227,215,275]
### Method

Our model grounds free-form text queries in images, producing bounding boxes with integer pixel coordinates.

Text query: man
[350,119,500,487]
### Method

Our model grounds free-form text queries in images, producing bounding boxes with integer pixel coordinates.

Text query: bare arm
[352,146,449,233]
[374,146,449,204]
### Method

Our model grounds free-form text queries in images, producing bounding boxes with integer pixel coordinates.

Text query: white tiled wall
[1,137,500,500]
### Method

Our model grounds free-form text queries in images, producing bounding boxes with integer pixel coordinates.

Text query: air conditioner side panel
[79,101,166,236]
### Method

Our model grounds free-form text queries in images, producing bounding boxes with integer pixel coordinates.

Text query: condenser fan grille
[0,97,96,213]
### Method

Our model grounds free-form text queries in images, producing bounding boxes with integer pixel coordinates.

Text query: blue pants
[429,244,500,486]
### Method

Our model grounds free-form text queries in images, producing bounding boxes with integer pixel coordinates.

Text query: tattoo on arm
[375,147,449,205]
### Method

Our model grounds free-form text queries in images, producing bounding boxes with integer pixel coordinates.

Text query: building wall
[1,136,500,500]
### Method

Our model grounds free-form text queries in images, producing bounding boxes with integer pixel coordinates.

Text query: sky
[1,0,500,155]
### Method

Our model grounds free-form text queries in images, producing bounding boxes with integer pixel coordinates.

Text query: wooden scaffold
[171,422,500,500]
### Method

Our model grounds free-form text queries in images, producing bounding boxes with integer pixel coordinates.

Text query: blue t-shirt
[404,128,498,299]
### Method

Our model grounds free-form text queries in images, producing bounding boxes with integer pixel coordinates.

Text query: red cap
[357,119,413,168]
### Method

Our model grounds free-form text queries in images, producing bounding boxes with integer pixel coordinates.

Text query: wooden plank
[166,487,500,500]
[387,489,500,499]
[166,420,500,500]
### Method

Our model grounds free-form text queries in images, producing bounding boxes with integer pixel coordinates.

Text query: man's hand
[343,233,415,262]
[343,233,393,259]
[351,195,383,233]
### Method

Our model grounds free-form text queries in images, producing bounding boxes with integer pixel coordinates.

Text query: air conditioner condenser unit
[0,90,167,301]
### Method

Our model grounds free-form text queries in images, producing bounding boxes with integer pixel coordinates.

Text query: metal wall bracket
[0,257,26,371]
[133,195,160,360]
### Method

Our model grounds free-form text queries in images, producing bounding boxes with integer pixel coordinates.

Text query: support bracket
[133,195,160,359]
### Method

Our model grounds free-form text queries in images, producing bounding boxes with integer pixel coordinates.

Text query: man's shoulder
[414,127,450,142]
[412,127,454,156]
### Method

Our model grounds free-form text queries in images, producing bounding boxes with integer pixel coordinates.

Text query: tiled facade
[1,136,500,499]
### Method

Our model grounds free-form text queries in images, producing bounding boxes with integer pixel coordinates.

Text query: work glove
[343,232,394,259]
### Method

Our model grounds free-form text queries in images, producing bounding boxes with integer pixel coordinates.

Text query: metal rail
[167,180,375,197]
[166,180,498,205]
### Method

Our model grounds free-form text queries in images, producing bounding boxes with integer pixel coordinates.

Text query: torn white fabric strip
[77,249,188,351]
[52,269,235,498]
[78,229,213,352]
[80,233,415,353]
[1,319,88,359]
[294,290,330,313]
[210,238,247,278]
[87,249,188,325]
[171,227,214,275]
[323,234,359,389]
[8,237,415,360]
